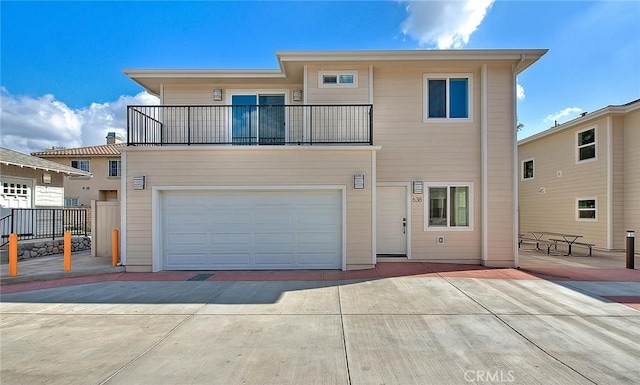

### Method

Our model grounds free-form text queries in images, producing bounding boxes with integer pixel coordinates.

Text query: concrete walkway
[1,250,639,385]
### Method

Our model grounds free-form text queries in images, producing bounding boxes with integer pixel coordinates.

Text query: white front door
[376,186,407,256]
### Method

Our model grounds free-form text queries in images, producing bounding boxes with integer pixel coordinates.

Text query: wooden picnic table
[530,231,583,256]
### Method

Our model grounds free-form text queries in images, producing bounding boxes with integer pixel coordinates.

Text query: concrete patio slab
[342,314,593,385]
[0,313,190,385]
[502,315,640,385]
[197,280,340,314]
[556,281,640,296]
[104,315,349,385]
[338,277,489,315]
[447,278,640,316]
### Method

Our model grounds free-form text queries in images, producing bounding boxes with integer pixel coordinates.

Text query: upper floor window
[319,71,358,88]
[425,183,473,230]
[576,127,596,163]
[424,74,472,121]
[521,158,534,180]
[70,160,90,172]
[108,160,121,177]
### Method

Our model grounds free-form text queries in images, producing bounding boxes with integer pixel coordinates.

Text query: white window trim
[71,159,90,172]
[108,159,122,178]
[575,126,597,164]
[521,158,535,181]
[423,73,473,123]
[424,182,474,231]
[318,70,358,88]
[576,197,598,222]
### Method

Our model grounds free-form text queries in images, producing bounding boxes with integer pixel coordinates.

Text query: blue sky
[1,0,639,153]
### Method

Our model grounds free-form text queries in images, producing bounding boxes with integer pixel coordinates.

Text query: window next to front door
[425,183,473,230]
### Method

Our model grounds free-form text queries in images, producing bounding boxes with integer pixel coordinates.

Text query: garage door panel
[254,253,295,266]
[211,253,251,265]
[162,189,342,270]
[254,211,293,225]
[254,233,294,245]
[167,233,208,245]
[166,253,209,267]
[298,253,339,266]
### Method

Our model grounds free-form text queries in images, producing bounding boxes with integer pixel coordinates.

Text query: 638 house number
[412,196,423,203]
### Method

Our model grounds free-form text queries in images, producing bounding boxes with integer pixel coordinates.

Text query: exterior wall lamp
[353,174,365,189]
[213,89,223,101]
[292,89,303,102]
[412,180,423,194]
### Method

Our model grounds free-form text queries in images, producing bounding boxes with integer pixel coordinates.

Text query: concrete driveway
[1,266,639,385]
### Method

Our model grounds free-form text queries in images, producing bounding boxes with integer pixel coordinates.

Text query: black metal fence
[0,208,89,246]
[127,104,373,146]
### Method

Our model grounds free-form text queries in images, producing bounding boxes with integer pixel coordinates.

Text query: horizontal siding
[124,148,374,269]
[163,84,303,105]
[486,66,515,263]
[519,117,610,247]
[306,65,370,104]
[623,110,640,237]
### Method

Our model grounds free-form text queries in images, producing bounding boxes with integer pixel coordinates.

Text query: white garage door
[161,189,342,270]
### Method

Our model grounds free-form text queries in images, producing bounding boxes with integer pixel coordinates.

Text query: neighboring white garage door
[161,189,342,270]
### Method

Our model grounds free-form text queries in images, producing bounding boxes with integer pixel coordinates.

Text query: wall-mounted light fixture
[412,180,423,194]
[133,175,146,190]
[353,174,365,189]
[213,89,223,101]
[42,173,52,184]
[292,89,303,102]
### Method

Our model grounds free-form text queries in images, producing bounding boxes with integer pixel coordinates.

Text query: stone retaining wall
[16,237,91,260]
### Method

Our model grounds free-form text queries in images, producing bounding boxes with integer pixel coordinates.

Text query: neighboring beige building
[518,99,640,250]
[122,49,547,272]
[32,133,125,207]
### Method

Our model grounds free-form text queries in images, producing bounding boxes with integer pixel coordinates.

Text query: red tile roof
[31,143,125,157]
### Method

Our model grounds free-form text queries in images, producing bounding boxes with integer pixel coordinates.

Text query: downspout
[512,54,526,268]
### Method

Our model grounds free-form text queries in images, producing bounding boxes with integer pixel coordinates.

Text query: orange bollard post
[9,233,18,276]
[64,231,71,271]
[112,229,119,266]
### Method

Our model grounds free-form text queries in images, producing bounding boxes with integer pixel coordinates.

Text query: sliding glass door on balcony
[231,94,285,145]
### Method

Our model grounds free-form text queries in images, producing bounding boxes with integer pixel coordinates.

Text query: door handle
[402,218,406,234]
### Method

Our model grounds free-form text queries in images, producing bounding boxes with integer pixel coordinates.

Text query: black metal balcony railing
[127,104,373,146]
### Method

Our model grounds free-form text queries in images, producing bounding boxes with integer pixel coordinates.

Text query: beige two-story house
[122,49,547,272]
[32,133,124,207]
[518,99,640,250]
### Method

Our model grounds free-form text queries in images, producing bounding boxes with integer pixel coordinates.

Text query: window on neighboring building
[426,184,473,229]
[577,127,596,162]
[319,71,358,87]
[70,160,90,172]
[522,158,534,180]
[108,160,121,177]
[577,198,597,221]
[64,197,80,207]
[424,74,472,120]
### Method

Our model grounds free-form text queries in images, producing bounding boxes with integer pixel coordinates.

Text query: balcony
[127,104,373,146]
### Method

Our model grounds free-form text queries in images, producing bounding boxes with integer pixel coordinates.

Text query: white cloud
[0,87,159,154]
[400,0,495,48]
[516,83,525,100]
[544,107,584,125]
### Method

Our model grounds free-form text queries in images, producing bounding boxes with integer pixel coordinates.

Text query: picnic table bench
[523,231,593,256]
